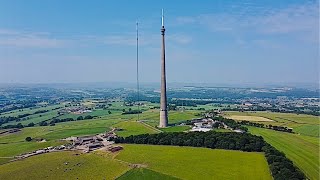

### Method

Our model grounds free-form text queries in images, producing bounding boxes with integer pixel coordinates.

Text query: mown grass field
[177,103,237,110]
[0,151,130,180]
[117,168,179,180]
[0,158,13,165]
[132,109,199,127]
[1,103,317,179]
[0,118,123,159]
[0,104,63,118]
[0,143,272,180]
[160,125,191,132]
[225,111,320,137]
[248,126,319,180]
[225,115,273,122]
[115,144,272,180]
[1,105,194,161]
[113,121,158,137]
[3,110,60,126]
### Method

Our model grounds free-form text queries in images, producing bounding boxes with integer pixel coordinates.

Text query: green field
[0,143,272,180]
[3,110,60,126]
[248,126,319,180]
[132,110,199,127]
[0,104,63,118]
[116,144,272,180]
[117,168,179,180]
[225,111,319,179]
[176,103,237,111]
[160,125,191,132]
[0,118,123,159]
[0,151,130,180]
[225,111,320,137]
[1,105,317,179]
[58,109,123,120]
[0,105,187,161]
[113,121,158,137]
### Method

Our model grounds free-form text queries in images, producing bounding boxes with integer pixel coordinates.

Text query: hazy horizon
[0,81,318,89]
[0,0,319,84]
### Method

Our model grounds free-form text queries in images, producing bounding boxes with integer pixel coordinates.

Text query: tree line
[1,115,95,129]
[122,109,142,115]
[113,132,305,180]
[43,115,95,126]
[0,108,52,126]
[221,107,320,116]
[212,116,293,133]
[238,121,293,133]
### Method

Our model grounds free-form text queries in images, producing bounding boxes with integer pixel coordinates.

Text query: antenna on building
[136,20,140,122]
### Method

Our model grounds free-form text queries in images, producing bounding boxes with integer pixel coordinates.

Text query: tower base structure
[159,110,168,128]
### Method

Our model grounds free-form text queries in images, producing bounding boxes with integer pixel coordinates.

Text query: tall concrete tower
[159,9,168,128]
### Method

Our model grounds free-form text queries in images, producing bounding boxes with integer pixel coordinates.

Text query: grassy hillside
[0,118,122,159]
[0,151,130,180]
[133,110,199,127]
[0,104,63,118]
[225,111,319,137]
[113,121,158,137]
[0,143,272,180]
[248,126,319,180]
[160,125,191,132]
[115,144,272,180]
[117,168,179,180]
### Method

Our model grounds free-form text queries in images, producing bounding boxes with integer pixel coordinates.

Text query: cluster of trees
[51,107,61,110]
[1,113,97,129]
[76,115,94,120]
[290,109,319,116]
[34,110,49,114]
[213,116,293,133]
[263,143,305,179]
[43,115,95,126]
[238,121,265,128]
[238,121,293,133]
[1,122,35,129]
[221,107,320,117]
[113,132,305,180]
[17,113,32,119]
[170,99,219,107]
[0,103,36,114]
[168,104,177,110]
[212,116,246,131]
[266,124,293,133]
[0,109,52,126]
[1,123,24,129]
[114,132,264,151]
[122,109,142,115]
[0,116,19,126]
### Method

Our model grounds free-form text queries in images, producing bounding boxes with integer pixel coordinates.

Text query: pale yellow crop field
[226,115,274,122]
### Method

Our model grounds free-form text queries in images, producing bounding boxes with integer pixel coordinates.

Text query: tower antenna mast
[136,21,140,122]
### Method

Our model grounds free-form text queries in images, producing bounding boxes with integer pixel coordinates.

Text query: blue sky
[0,0,318,85]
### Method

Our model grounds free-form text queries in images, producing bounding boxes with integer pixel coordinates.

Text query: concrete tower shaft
[159,9,168,128]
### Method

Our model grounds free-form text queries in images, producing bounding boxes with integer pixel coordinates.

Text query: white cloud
[0,19,193,48]
[0,29,69,48]
[258,2,318,35]
[103,35,137,46]
[168,34,192,44]
[101,33,192,46]
[175,1,319,43]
